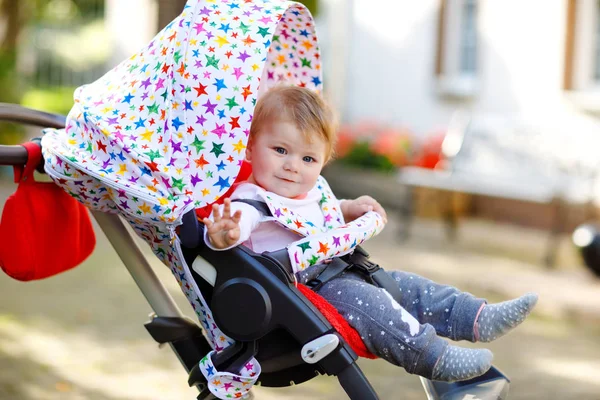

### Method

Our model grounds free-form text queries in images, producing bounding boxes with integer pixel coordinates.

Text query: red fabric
[196,160,253,220]
[0,142,96,281]
[297,283,377,359]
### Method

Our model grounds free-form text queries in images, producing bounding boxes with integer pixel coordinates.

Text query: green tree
[0,0,26,104]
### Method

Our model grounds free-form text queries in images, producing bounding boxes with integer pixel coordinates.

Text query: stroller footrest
[420,365,510,400]
[188,362,209,388]
[144,316,205,344]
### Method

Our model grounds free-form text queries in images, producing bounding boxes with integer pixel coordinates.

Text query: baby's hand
[341,195,388,224]
[203,198,243,249]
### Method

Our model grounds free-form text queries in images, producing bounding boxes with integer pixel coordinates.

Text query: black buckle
[306,278,322,290]
[306,257,351,291]
[355,259,380,273]
[347,246,380,275]
[305,246,379,291]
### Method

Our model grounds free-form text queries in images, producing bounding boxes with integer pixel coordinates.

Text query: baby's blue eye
[303,156,315,163]
[274,147,286,154]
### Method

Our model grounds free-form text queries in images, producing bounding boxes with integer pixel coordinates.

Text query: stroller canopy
[40,3,387,398]
[43,0,323,225]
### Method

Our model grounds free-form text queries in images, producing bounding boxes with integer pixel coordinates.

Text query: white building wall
[337,0,578,136]
[105,0,158,66]
[476,0,566,116]
[343,0,450,135]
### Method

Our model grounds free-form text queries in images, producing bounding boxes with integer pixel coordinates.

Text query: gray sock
[432,345,493,382]
[475,293,538,342]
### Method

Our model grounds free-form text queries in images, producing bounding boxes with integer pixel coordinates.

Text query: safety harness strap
[231,199,272,216]
[234,199,403,302]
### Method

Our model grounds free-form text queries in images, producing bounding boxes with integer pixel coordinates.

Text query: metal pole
[91,211,184,318]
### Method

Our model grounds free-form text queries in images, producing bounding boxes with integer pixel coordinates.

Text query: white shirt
[203,182,328,253]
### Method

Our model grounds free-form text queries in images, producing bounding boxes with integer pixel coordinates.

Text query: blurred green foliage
[296,0,319,16]
[339,142,396,173]
[0,0,102,143]
[21,86,75,116]
[30,0,104,23]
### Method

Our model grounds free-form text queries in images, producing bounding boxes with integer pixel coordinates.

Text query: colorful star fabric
[198,350,260,399]
[252,176,385,272]
[42,0,323,227]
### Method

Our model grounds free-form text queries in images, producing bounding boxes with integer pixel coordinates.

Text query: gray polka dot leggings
[316,270,485,379]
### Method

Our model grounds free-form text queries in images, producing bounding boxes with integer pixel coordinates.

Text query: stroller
[0,0,510,398]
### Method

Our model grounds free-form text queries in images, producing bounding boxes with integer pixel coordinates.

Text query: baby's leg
[388,271,538,343]
[387,270,485,341]
[317,275,492,382]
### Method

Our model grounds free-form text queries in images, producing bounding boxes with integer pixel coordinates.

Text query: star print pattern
[43,0,322,227]
[250,175,385,273]
[475,293,538,342]
[432,346,493,382]
[199,350,260,399]
[287,209,384,272]
[41,1,322,397]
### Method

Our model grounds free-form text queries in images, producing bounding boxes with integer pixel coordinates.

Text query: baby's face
[246,120,327,198]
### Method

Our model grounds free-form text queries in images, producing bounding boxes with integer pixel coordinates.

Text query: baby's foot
[432,345,493,382]
[475,293,538,342]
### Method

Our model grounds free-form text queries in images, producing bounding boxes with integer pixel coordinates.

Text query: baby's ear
[245,138,253,161]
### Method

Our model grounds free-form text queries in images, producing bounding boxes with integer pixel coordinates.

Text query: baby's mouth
[278,177,295,183]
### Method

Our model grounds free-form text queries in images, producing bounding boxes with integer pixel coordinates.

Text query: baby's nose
[284,159,299,172]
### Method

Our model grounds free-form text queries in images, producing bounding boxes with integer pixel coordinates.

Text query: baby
[203,85,537,382]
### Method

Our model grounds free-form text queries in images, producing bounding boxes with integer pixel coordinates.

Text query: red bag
[0,142,96,281]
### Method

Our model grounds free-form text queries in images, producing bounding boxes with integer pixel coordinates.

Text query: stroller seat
[180,235,374,394]
[137,209,509,399]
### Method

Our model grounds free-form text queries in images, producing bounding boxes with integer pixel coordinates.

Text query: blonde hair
[250,85,337,162]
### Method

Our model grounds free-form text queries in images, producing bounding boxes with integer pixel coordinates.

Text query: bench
[397,112,600,267]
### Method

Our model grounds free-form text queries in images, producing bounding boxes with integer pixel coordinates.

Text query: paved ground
[1,179,600,399]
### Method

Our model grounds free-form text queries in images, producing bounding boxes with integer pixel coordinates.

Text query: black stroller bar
[0,102,65,166]
[0,144,28,166]
[0,102,66,129]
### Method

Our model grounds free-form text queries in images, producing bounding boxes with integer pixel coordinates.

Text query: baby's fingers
[222,198,232,218]
[231,209,242,225]
[371,203,388,223]
[212,203,221,223]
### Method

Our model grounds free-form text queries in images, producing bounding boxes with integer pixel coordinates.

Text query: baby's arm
[202,198,261,250]
[340,195,388,224]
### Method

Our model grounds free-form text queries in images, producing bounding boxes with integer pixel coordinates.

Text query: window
[595,0,600,81]
[564,0,600,112]
[435,0,480,99]
[459,0,477,74]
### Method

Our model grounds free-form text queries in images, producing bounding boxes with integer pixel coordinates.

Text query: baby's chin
[269,188,300,198]
[259,179,312,198]
[264,185,304,199]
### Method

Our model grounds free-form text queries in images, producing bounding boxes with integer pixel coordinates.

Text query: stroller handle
[0,103,66,166]
[0,145,29,166]
[0,103,66,129]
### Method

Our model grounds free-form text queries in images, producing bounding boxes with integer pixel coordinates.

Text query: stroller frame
[0,103,511,400]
